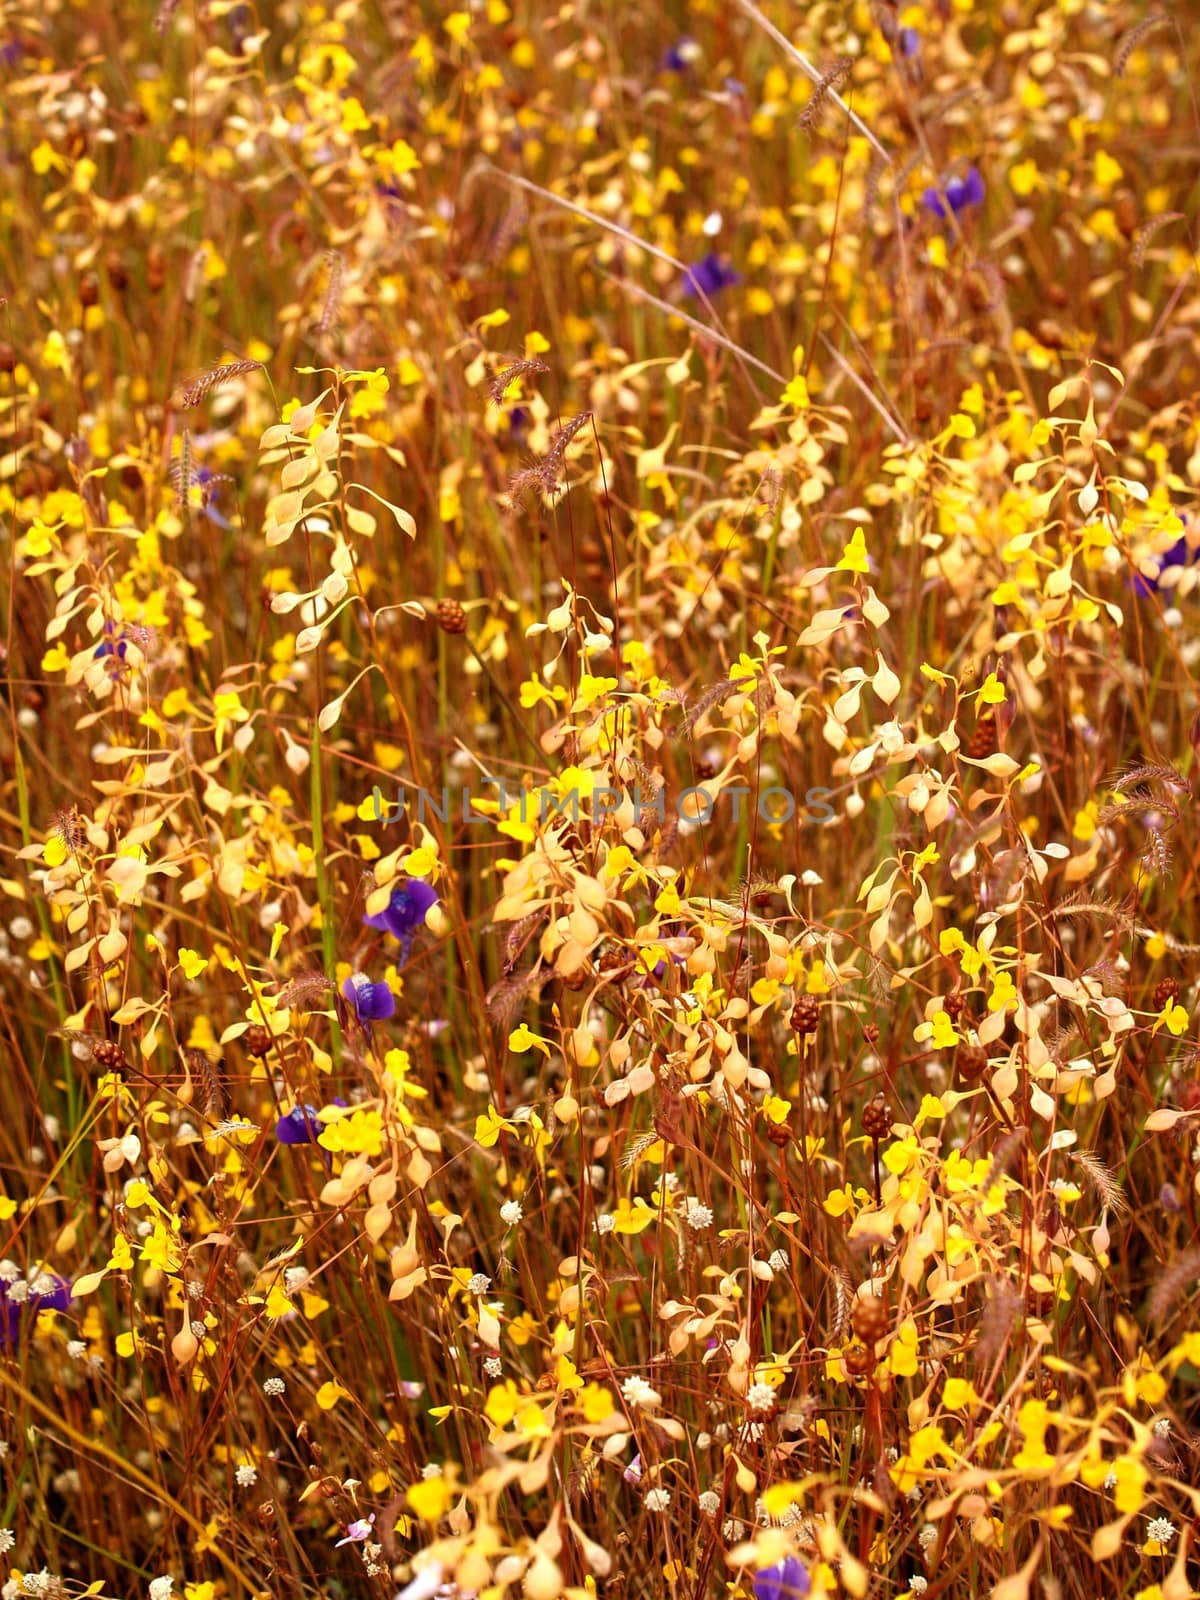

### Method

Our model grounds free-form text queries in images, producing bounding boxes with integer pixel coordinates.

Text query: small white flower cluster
[684,1199,713,1231]
[0,1531,13,1556]
[466,1273,491,1296]
[235,1463,258,1487]
[148,1577,174,1600]
[499,1200,522,1227]
[746,1383,776,1415]
[621,1375,660,1409]
[263,1376,286,1397]
[1147,1516,1176,1547]
[19,1570,66,1599]
[644,1488,671,1512]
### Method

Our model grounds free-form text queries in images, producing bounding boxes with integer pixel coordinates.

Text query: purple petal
[275,1106,321,1145]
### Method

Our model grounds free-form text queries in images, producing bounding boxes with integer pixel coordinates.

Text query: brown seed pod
[851,1294,891,1346]
[1035,318,1065,351]
[862,1021,880,1044]
[243,1024,273,1058]
[1114,189,1138,238]
[943,992,965,1020]
[765,1118,793,1148]
[862,1093,892,1140]
[966,710,999,761]
[436,597,468,634]
[1153,977,1181,1011]
[955,1042,989,1083]
[0,343,14,374]
[843,1344,876,1378]
[78,273,99,309]
[91,1038,127,1071]
[146,243,167,293]
[790,996,820,1035]
[106,252,129,292]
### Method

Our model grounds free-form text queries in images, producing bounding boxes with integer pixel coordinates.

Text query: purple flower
[662,36,700,71]
[342,974,396,1025]
[681,252,741,300]
[95,620,128,661]
[1,1272,73,1348]
[753,1557,811,1600]
[335,1513,375,1548]
[274,1105,322,1145]
[191,465,234,530]
[921,166,985,220]
[363,879,437,954]
[1132,533,1196,596]
[898,26,920,56]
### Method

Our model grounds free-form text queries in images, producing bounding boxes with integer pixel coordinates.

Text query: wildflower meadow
[4,2,1200,1599]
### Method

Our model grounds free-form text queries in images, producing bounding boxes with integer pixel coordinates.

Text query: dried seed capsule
[146,243,167,293]
[243,1025,273,1058]
[966,710,999,761]
[106,252,129,292]
[851,1294,890,1346]
[943,992,964,1020]
[955,1042,989,1083]
[843,1344,876,1378]
[91,1038,127,1071]
[765,1119,792,1148]
[1153,977,1181,1010]
[790,996,820,1035]
[436,597,468,634]
[862,1093,892,1140]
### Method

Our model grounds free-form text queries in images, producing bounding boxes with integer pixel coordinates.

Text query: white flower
[0,1531,12,1556]
[621,1375,661,1409]
[767,1249,788,1272]
[918,1524,937,1549]
[685,1200,713,1231]
[644,1488,671,1511]
[235,1464,258,1487]
[394,1561,445,1600]
[467,1273,491,1295]
[499,1201,522,1227]
[149,1578,174,1600]
[284,1266,310,1293]
[1147,1516,1176,1547]
[484,1356,502,1378]
[420,1462,442,1480]
[595,1213,615,1235]
[1153,1418,1172,1438]
[698,1491,720,1515]
[1103,1469,1117,1491]
[66,1340,87,1360]
[746,1383,776,1414]
[263,1377,285,1396]
[910,1580,928,1596]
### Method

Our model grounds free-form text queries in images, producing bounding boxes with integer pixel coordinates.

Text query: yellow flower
[836,528,870,574]
[177,948,208,980]
[31,141,67,176]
